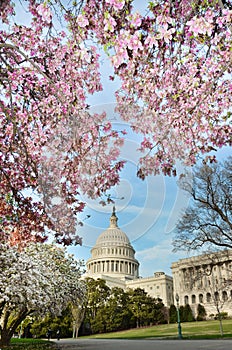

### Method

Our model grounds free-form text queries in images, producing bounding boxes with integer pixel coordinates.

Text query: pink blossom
[105,0,125,10]
[145,35,158,48]
[103,122,112,132]
[128,12,142,28]
[37,3,52,23]
[104,15,117,32]
[186,16,213,36]
[77,14,89,28]
[222,9,232,22]
[157,23,175,43]
[126,33,143,52]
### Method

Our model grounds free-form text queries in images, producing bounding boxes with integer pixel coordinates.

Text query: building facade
[85,207,174,307]
[172,250,232,318]
[85,208,232,316]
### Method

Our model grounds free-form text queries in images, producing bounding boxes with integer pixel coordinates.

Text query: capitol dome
[86,207,139,280]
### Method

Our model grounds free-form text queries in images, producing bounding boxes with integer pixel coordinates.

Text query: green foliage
[82,278,111,334]
[128,288,150,328]
[103,287,134,332]
[169,304,177,323]
[81,280,167,335]
[127,288,167,328]
[152,298,168,325]
[197,304,207,321]
[182,304,195,322]
[215,312,228,320]
[30,305,73,339]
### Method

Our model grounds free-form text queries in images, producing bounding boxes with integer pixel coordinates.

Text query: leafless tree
[173,156,232,252]
[179,250,232,336]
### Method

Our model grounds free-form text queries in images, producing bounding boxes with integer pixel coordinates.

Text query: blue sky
[67,53,231,277]
[69,117,230,278]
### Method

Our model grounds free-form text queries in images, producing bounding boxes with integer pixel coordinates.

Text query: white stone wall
[172,250,232,318]
[125,273,174,306]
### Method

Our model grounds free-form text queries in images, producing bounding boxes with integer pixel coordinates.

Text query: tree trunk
[215,303,224,337]
[0,329,12,347]
[218,314,224,337]
[72,325,79,338]
[0,309,29,347]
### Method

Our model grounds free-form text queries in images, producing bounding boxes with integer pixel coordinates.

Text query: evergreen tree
[30,305,73,339]
[169,305,177,323]
[128,288,149,328]
[104,287,133,332]
[82,282,168,334]
[197,304,207,321]
[151,298,167,325]
[182,304,195,322]
[179,306,184,322]
[82,278,110,334]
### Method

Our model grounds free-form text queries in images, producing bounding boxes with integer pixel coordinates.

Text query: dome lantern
[110,205,118,228]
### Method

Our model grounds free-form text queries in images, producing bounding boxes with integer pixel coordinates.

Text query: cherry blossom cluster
[0,0,124,245]
[0,0,231,246]
[80,0,231,176]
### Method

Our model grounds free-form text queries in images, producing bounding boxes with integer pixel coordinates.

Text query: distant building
[84,208,232,317]
[172,250,232,318]
[85,207,174,307]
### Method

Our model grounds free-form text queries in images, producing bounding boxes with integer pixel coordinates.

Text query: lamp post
[175,293,183,339]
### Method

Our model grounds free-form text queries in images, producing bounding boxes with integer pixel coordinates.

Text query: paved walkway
[53,338,232,350]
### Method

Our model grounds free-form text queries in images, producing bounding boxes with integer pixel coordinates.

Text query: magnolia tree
[0,0,231,245]
[0,243,85,346]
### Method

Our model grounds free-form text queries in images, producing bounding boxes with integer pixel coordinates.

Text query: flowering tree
[0,243,85,346]
[1,0,231,245]
[0,0,125,246]
[83,0,232,177]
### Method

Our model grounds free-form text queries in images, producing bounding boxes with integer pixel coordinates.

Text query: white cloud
[135,238,187,276]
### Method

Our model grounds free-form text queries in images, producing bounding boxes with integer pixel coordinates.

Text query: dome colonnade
[86,207,139,280]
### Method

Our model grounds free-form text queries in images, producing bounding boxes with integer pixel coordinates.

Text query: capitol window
[222,291,228,301]
[199,294,203,303]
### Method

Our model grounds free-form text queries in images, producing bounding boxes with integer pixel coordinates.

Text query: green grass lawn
[3,338,56,350]
[3,319,232,349]
[83,319,232,339]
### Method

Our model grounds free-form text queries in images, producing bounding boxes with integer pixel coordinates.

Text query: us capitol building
[85,207,232,318]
